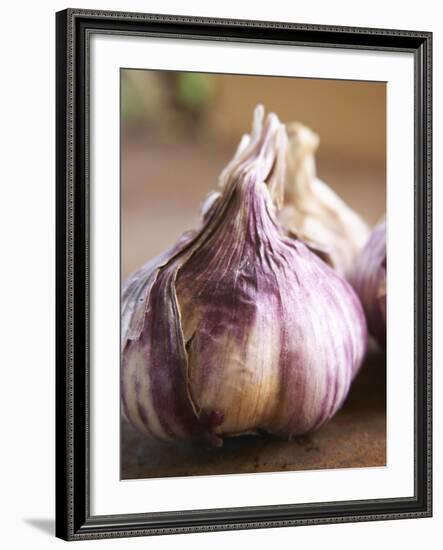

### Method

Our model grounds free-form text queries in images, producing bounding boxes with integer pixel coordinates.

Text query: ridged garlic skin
[121,106,367,445]
[279,123,370,277]
[350,218,386,348]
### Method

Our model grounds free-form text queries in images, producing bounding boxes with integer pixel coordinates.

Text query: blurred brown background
[121,70,386,280]
[121,70,386,480]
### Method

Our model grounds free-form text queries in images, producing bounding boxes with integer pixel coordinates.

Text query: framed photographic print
[55,8,432,541]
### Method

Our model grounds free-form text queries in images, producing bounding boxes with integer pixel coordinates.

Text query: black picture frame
[55,8,432,541]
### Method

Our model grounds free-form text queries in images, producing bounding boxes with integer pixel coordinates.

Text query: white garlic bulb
[279,122,370,277]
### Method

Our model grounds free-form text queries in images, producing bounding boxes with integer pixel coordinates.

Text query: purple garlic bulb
[350,217,386,348]
[121,106,368,446]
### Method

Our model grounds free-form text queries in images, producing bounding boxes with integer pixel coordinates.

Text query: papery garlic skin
[121,106,367,445]
[350,217,386,348]
[279,122,370,277]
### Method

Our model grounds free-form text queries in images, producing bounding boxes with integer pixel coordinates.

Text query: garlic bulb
[121,106,367,446]
[350,217,386,348]
[279,122,370,276]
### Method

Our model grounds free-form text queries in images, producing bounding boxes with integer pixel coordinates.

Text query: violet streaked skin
[350,217,386,348]
[121,106,368,445]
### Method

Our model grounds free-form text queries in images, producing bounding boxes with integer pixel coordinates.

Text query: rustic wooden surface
[121,343,385,480]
